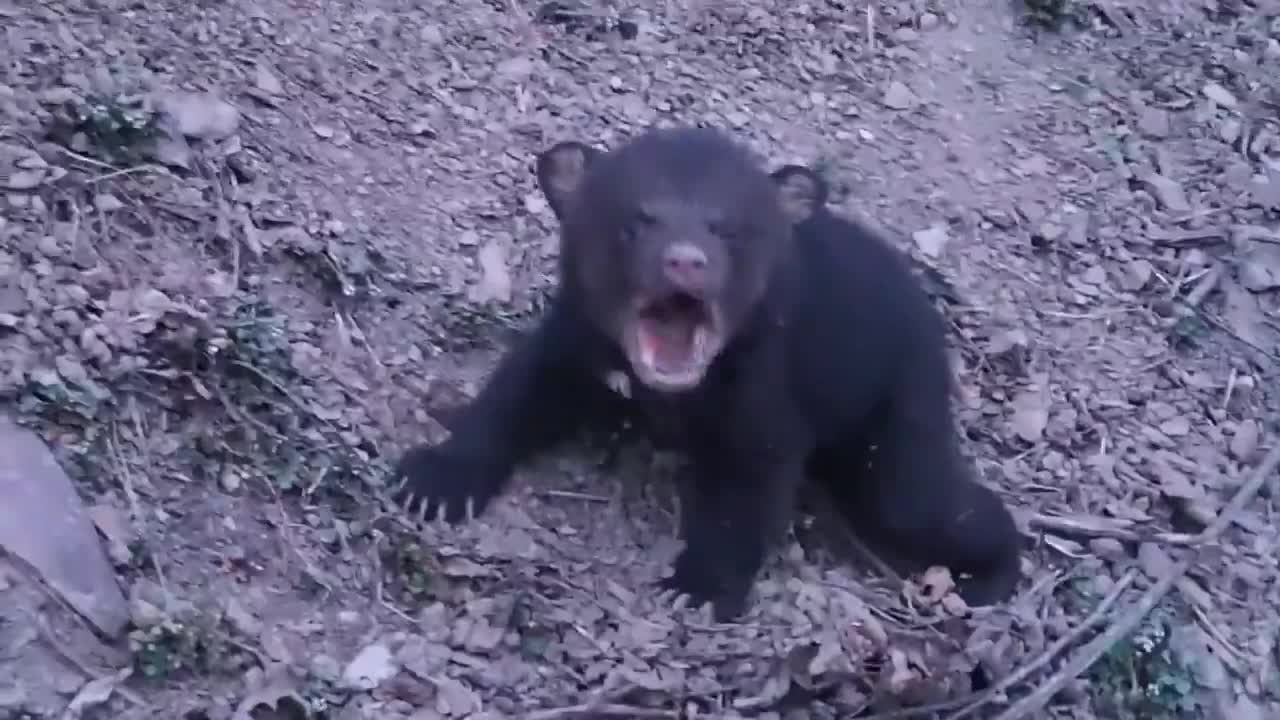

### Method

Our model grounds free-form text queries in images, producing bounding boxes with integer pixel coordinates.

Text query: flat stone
[0,418,128,636]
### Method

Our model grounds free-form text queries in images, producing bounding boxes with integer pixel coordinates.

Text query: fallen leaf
[1137,542,1173,578]
[911,224,949,259]
[341,642,399,691]
[1202,82,1239,109]
[1136,106,1170,138]
[1121,259,1153,290]
[1009,387,1050,443]
[63,667,131,718]
[232,663,308,720]
[1238,243,1280,292]
[92,193,124,212]
[5,169,46,190]
[1140,172,1191,212]
[882,81,917,110]
[432,676,479,716]
[254,63,285,95]
[1158,416,1190,437]
[469,241,513,304]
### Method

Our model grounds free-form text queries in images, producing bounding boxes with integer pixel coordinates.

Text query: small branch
[991,440,1280,720]
[525,702,677,720]
[943,569,1138,720]
[1026,512,1208,546]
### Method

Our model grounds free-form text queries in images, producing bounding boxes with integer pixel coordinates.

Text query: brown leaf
[1009,387,1050,443]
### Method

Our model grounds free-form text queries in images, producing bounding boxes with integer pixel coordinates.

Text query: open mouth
[630,292,719,388]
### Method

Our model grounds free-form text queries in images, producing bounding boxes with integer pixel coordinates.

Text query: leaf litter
[2,0,1280,718]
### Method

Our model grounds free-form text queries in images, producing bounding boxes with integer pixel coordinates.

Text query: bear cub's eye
[708,219,740,241]
[633,209,658,227]
[623,210,658,242]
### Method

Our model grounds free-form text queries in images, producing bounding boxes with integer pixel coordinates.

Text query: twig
[27,612,146,707]
[54,145,117,170]
[865,5,876,53]
[259,476,334,598]
[87,164,174,183]
[229,359,339,432]
[943,569,1138,720]
[525,702,677,720]
[106,425,143,522]
[541,489,610,503]
[368,531,417,624]
[990,440,1280,720]
[1222,367,1239,411]
[1026,512,1215,547]
[1182,263,1223,310]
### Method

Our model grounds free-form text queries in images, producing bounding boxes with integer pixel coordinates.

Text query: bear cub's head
[535,127,793,394]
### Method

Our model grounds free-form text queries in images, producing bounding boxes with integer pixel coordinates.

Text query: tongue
[639,318,695,371]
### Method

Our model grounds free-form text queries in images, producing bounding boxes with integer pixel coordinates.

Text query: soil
[3,0,1280,718]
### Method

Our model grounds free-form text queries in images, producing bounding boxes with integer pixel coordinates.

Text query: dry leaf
[911,224,949,259]
[62,668,131,719]
[882,81,917,110]
[1009,387,1049,443]
[341,642,399,691]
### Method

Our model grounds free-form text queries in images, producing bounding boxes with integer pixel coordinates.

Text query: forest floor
[3,0,1280,718]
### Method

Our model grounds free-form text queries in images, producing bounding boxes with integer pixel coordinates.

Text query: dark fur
[771,165,962,304]
[393,128,1021,620]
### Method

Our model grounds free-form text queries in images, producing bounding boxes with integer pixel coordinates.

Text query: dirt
[2,0,1280,718]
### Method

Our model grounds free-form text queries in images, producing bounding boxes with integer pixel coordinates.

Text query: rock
[154,91,241,140]
[1137,542,1174,578]
[1238,244,1280,292]
[0,419,129,636]
[1220,119,1242,144]
[254,63,285,95]
[1081,266,1107,285]
[1230,420,1260,463]
[882,81,917,110]
[1121,259,1154,291]
[92,194,124,212]
[893,27,918,43]
[1202,82,1238,109]
[1089,537,1127,560]
[1140,173,1191,213]
[5,169,45,190]
[1159,417,1191,437]
[1137,106,1170,138]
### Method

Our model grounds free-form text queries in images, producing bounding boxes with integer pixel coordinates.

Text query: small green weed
[1088,603,1203,719]
[130,612,249,680]
[47,93,161,165]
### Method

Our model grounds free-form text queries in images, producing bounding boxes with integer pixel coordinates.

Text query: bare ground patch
[2,0,1280,718]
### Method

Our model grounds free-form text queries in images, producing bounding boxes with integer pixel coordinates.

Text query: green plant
[1088,604,1203,719]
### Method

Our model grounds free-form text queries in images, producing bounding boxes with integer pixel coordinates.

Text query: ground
[2,0,1280,718]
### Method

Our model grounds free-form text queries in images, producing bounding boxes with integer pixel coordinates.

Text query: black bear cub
[393,127,1021,621]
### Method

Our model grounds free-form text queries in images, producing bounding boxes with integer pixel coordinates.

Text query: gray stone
[0,418,128,636]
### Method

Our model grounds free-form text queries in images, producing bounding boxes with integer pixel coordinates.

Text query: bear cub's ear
[769,165,829,224]
[536,141,604,221]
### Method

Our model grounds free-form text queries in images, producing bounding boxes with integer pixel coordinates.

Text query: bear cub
[392,127,1022,621]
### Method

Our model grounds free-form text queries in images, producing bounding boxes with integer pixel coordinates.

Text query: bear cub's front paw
[659,546,753,623]
[391,445,503,523]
